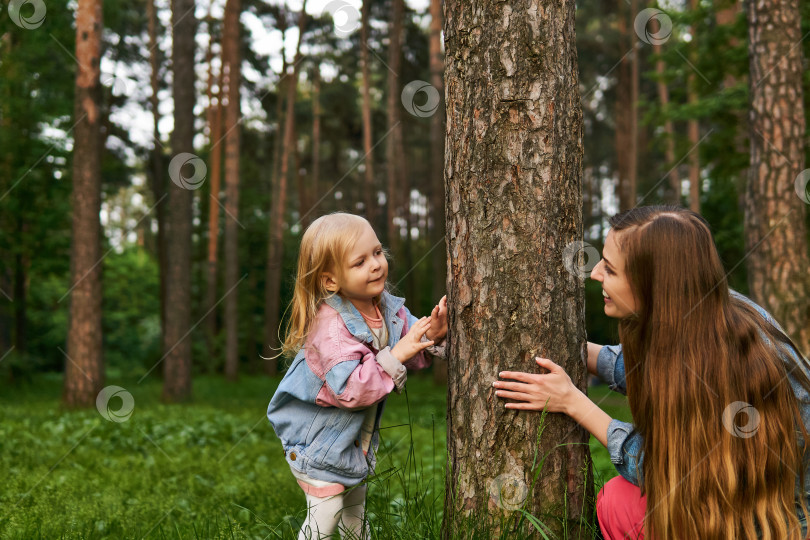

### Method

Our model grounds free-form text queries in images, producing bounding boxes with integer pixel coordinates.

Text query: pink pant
[596,476,646,540]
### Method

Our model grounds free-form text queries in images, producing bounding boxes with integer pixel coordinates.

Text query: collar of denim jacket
[323,291,406,343]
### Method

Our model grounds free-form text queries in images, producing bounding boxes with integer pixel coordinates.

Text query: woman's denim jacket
[598,290,810,519]
[267,291,438,487]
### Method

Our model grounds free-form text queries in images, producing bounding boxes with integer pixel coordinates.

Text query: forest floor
[0,372,631,539]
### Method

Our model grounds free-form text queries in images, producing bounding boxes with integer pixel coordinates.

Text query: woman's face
[590,230,638,319]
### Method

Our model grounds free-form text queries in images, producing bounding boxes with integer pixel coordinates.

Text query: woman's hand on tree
[493,357,578,414]
[391,317,434,364]
[426,295,448,342]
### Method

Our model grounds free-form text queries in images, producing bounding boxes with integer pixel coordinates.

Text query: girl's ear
[322,272,339,293]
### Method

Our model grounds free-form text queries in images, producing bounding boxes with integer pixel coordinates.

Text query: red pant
[596,476,646,540]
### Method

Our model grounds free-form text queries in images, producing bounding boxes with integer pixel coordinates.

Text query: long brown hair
[610,206,810,539]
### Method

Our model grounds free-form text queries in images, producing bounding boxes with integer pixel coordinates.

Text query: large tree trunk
[263,1,306,365]
[744,0,810,354]
[429,0,447,385]
[162,0,196,402]
[63,0,105,407]
[385,0,404,253]
[443,0,591,536]
[204,3,223,368]
[360,0,376,225]
[222,0,242,382]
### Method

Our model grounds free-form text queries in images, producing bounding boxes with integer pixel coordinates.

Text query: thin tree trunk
[360,0,376,225]
[652,38,680,203]
[162,0,196,402]
[204,1,223,369]
[63,0,104,407]
[744,0,810,354]
[222,0,242,382]
[429,0,447,385]
[615,0,633,211]
[147,0,167,350]
[309,63,321,224]
[629,0,639,208]
[386,0,403,253]
[264,1,306,364]
[687,0,700,212]
[443,0,591,535]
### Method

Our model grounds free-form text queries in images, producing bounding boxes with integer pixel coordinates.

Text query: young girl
[267,212,447,540]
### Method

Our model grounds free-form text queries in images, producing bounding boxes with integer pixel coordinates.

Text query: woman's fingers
[493,380,533,392]
[505,401,546,410]
[498,370,539,383]
[493,390,534,402]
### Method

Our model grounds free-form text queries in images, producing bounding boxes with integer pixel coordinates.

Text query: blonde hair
[280,212,385,358]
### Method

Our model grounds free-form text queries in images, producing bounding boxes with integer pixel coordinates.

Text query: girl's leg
[338,484,369,539]
[596,476,647,540]
[298,492,344,540]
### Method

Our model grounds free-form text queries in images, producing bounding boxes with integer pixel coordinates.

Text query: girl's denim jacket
[599,290,810,519]
[267,291,440,487]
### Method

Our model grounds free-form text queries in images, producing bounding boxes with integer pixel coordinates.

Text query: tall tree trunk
[652,38,680,204]
[385,0,404,254]
[443,0,590,536]
[687,0,700,212]
[629,0,639,207]
[309,63,321,225]
[204,1,223,368]
[429,0,447,385]
[162,0,196,402]
[615,0,634,211]
[222,0,242,381]
[263,1,306,365]
[360,0,376,225]
[63,0,105,407]
[147,0,168,351]
[744,0,810,354]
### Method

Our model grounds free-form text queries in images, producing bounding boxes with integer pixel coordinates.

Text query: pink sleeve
[315,351,396,410]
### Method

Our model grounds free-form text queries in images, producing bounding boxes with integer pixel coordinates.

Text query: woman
[493,206,810,539]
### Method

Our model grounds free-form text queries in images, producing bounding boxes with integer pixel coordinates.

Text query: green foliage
[0,373,628,539]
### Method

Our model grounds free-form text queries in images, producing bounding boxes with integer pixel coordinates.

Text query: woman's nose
[590,261,603,282]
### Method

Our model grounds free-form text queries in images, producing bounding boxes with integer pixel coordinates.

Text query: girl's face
[323,222,388,305]
[590,230,638,319]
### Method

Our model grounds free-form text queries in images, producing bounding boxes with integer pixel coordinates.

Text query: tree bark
[162,0,196,402]
[615,0,634,211]
[443,0,591,536]
[744,0,810,355]
[652,38,680,204]
[63,0,105,407]
[429,0,447,385]
[360,0,376,225]
[222,0,242,382]
[309,63,321,225]
[264,1,306,364]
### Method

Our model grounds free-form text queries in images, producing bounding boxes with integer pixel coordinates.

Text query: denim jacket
[597,291,810,515]
[266,291,436,486]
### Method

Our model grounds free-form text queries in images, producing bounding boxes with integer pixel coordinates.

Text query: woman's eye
[375,249,382,256]
[355,260,364,267]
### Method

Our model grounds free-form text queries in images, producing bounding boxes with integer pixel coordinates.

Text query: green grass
[0,373,630,539]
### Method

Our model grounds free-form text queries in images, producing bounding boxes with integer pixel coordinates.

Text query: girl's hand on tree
[426,295,448,342]
[391,317,434,364]
[493,357,577,414]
